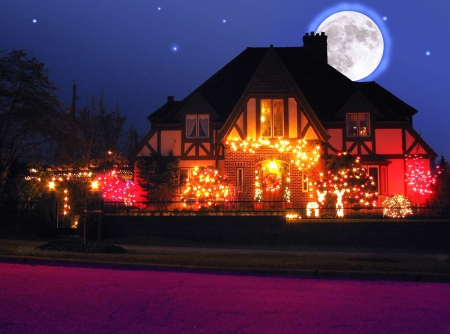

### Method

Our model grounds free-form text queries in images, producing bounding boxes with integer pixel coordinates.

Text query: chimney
[167,96,174,103]
[302,32,328,64]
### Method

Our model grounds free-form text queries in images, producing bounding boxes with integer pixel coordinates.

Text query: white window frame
[186,114,209,138]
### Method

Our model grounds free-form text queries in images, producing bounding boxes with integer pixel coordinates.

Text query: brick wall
[223,146,322,207]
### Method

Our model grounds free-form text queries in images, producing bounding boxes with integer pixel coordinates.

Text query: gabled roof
[147,45,418,126]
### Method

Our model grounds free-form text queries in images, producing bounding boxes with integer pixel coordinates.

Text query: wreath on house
[263,173,281,192]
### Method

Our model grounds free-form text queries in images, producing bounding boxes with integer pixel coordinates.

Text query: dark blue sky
[2,1,449,160]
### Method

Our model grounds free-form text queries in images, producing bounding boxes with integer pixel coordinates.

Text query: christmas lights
[405,154,437,196]
[383,194,413,218]
[226,138,321,170]
[181,166,230,208]
[315,153,378,211]
[97,170,138,206]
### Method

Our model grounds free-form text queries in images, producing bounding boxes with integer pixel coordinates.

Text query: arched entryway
[255,159,290,208]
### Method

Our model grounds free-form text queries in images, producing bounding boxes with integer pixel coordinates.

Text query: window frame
[301,171,309,193]
[260,99,284,138]
[236,168,244,193]
[346,112,370,137]
[186,114,209,139]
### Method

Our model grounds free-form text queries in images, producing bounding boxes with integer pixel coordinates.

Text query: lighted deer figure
[334,189,346,217]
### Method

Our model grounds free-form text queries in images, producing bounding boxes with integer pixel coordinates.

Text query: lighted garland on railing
[226,138,321,170]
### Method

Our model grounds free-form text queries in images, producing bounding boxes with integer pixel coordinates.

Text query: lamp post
[48,181,59,229]
[83,180,103,244]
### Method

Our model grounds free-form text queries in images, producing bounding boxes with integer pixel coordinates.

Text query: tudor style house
[135,32,436,208]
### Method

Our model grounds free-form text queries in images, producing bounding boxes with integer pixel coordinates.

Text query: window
[261,99,284,138]
[236,168,244,192]
[186,114,209,138]
[347,113,370,137]
[302,171,308,192]
[367,166,388,194]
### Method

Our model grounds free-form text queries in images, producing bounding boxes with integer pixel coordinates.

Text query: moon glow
[316,11,384,81]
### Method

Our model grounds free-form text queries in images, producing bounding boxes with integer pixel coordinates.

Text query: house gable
[220,47,328,143]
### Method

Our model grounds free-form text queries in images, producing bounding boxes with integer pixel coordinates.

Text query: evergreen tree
[315,153,378,209]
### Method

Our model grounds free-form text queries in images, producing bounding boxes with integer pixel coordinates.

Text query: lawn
[1,238,449,282]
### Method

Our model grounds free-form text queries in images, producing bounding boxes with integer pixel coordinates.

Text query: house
[135,32,437,209]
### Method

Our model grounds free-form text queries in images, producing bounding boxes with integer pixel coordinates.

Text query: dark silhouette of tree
[135,151,179,209]
[0,50,61,194]
[52,92,136,170]
[430,156,450,215]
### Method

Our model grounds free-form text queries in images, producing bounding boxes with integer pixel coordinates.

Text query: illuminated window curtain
[273,100,284,137]
[186,115,197,138]
[198,115,209,138]
[346,113,358,137]
[261,100,272,137]
[358,113,370,136]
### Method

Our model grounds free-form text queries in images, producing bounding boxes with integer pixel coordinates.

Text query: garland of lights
[226,138,321,170]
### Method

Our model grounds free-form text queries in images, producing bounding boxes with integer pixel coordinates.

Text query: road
[1,263,449,333]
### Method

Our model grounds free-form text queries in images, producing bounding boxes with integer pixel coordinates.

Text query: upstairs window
[261,99,284,138]
[186,114,209,139]
[347,113,370,137]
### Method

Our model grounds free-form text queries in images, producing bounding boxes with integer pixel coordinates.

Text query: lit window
[347,113,370,137]
[237,168,244,192]
[186,114,209,138]
[261,99,284,138]
[302,171,308,192]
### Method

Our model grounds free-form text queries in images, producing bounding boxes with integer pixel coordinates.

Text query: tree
[315,152,378,210]
[135,151,179,209]
[430,156,450,214]
[0,50,61,194]
[52,92,131,169]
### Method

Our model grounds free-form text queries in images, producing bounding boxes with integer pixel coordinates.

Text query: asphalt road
[1,263,450,333]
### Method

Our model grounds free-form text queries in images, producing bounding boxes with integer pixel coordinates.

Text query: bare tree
[0,50,61,194]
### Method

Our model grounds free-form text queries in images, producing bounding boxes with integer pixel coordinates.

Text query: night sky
[2,1,449,160]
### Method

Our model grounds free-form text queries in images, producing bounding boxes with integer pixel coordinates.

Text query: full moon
[316,11,384,81]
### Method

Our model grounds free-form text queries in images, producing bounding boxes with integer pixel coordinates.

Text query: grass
[1,237,449,282]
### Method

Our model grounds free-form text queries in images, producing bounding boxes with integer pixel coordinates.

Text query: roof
[147,46,418,125]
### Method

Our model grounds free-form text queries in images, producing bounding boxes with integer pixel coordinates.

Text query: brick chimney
[302,32,328,64]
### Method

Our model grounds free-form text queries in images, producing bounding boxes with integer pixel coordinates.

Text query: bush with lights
[181,166,230,209]
[96,170,138,206]
[382,194,413,218]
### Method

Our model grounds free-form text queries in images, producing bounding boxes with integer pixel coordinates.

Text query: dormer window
[347,113,370,137]
[261,99,284,138]
[186,114,209,138]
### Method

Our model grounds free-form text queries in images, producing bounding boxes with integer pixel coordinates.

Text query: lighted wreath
[263,173,281,192]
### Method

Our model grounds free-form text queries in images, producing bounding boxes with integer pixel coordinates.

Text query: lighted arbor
[315,153,378,213]
[181,166,230,209]
[405,154,437,205]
